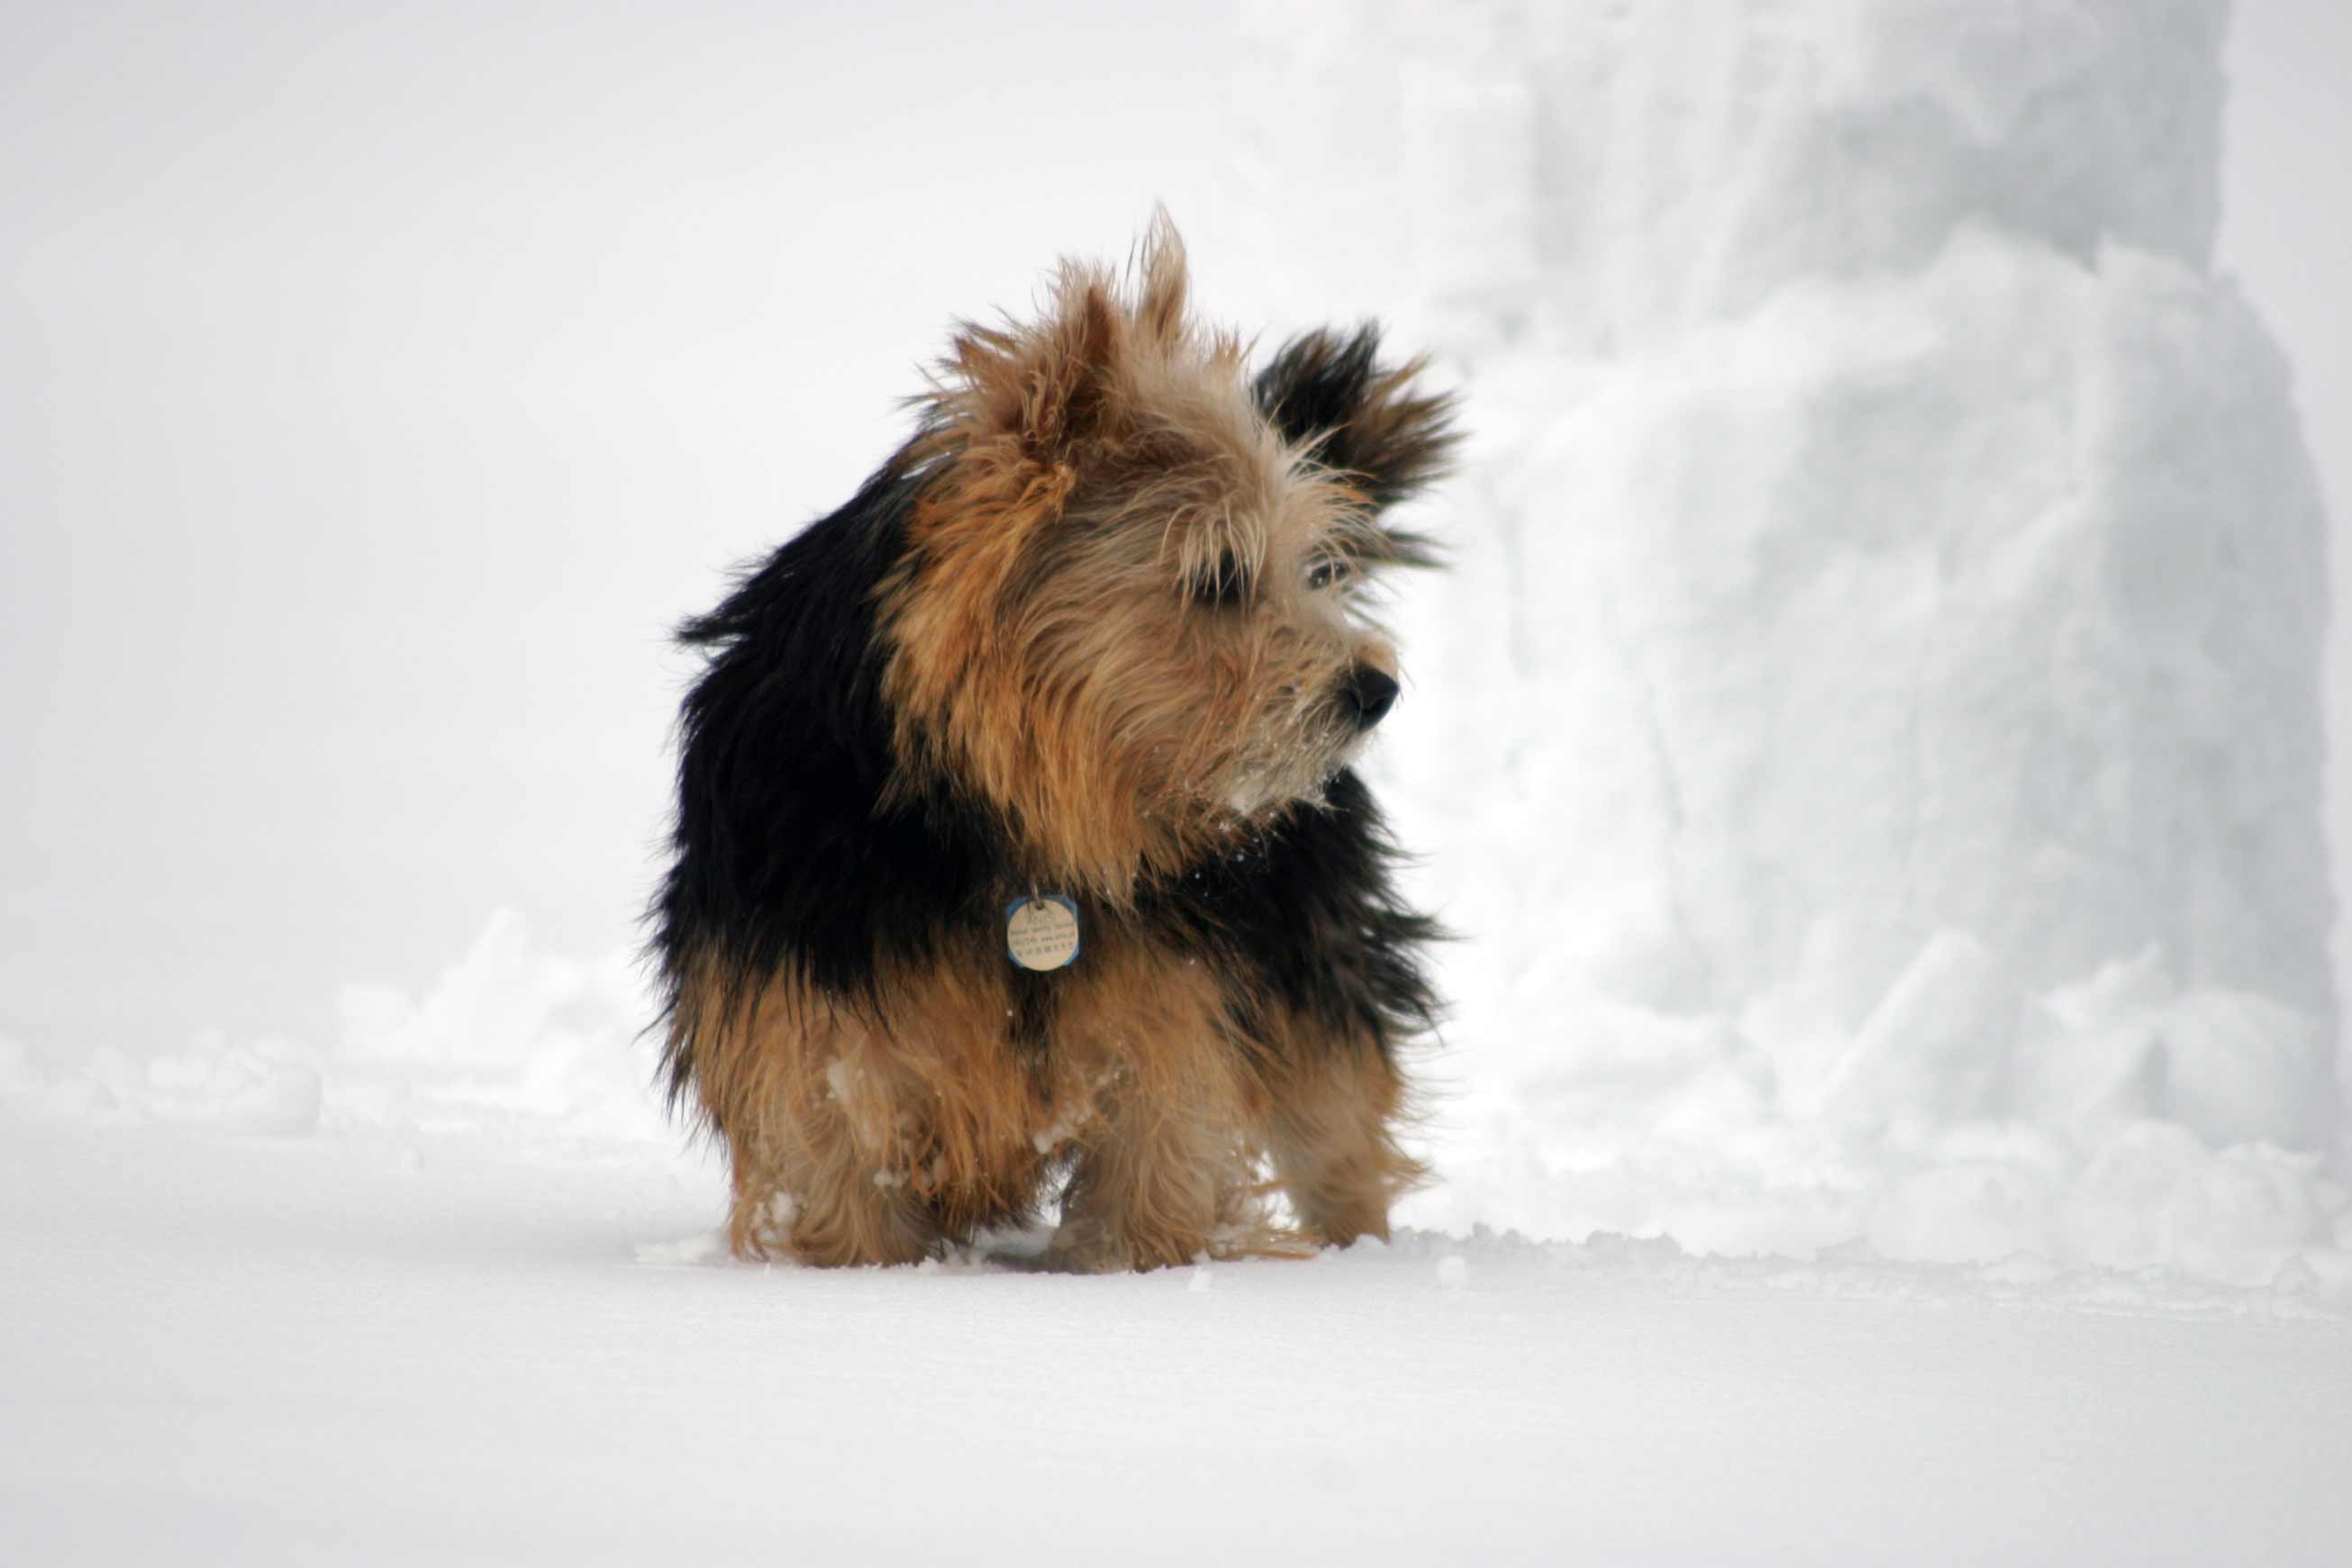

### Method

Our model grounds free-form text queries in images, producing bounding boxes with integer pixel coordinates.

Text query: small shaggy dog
[652,220,1456,1270]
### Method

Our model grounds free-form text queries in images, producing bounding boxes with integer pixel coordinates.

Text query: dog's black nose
[1341,666,1400,730]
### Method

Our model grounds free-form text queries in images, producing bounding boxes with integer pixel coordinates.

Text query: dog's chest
[992,908,1237,1116]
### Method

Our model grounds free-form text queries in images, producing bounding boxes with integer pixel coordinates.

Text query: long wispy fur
[651,218,1458,1269]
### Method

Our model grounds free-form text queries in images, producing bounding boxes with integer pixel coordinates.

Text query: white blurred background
[3,0,2344,1105]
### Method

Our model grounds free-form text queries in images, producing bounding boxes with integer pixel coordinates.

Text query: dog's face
[877,222,1455,895]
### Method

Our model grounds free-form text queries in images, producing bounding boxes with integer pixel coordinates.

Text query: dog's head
[876,218,1457,897]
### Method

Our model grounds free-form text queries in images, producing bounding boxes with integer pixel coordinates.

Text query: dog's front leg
[1049,1082,1263,1272]
[720,1038,944,1267]
[1258,1032,1426,1249]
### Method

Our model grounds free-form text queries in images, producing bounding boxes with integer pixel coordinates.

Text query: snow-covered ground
[6,1103,2349,1565]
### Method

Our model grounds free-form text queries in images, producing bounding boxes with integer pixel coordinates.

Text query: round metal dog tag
[1006,894,1081,971]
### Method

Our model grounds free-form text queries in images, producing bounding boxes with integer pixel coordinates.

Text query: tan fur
[682,920,1352,1268]
[878,219,1392,902]
[677,948,1048,1264]
[1256,1008,1431,1246]
[1043,929,1293,1269]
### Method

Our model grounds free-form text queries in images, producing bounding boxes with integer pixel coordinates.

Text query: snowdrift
[1224,0,2346,1285]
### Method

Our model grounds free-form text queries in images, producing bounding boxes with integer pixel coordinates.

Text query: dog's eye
[1190,552,1253,609]
[1303,555,1355,592]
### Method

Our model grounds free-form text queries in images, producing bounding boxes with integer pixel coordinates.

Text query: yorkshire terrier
[653,220,1456,1269]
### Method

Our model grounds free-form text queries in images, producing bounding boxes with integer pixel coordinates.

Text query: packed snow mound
[1229,0,2342,1273]
[2,911,667,1149]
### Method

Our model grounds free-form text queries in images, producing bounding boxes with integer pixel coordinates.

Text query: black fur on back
[649,443,994,1103]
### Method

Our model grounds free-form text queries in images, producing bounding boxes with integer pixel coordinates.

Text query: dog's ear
[930,218,1194,467]
[1129,210,1191,348]
[937,286,1119,465]
[1254,325,1458,512]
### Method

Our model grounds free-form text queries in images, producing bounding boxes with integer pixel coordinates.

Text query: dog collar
[1005,893,1081,971]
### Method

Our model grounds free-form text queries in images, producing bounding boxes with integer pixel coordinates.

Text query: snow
[9,1,2352,1559]
[5,1110,2350,1566]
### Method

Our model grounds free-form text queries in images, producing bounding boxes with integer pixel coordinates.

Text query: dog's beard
[1216,713,1364,823]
